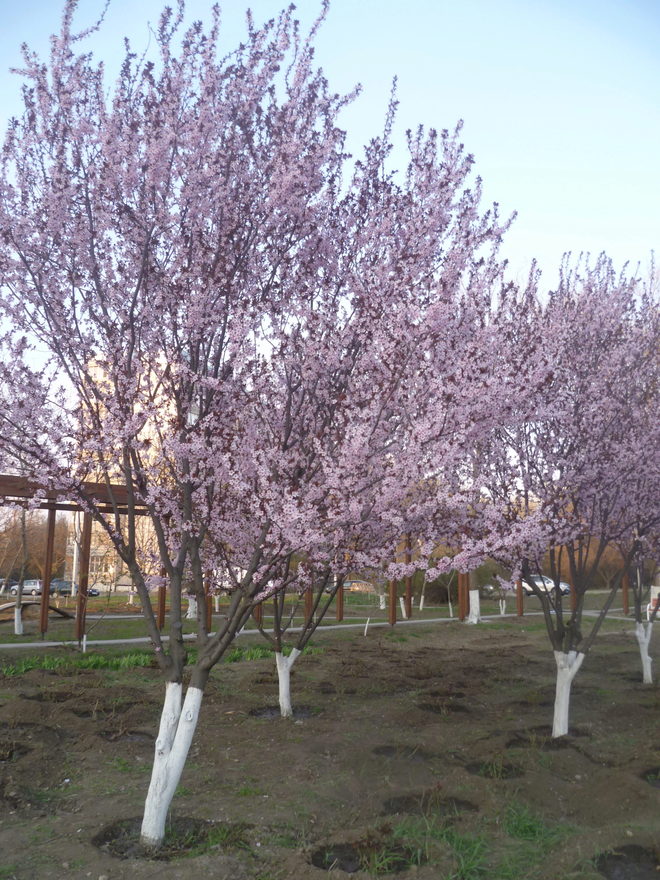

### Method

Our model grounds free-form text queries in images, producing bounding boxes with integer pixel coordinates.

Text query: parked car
[522,575,570,596]
[10,579,43,596]
[50,578,75,596]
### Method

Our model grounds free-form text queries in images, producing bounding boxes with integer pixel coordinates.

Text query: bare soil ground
[0,616,658,880]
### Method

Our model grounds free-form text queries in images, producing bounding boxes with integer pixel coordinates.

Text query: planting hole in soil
[249,704,315,719]
[640,767,660,788]
[594,844,660,879]
[0,740,31,761]
[311,835,425,874]
[381,789,478,817]
[98,729,154,743]
[465,759,524,779]
[506,725,590,750]
[92,816,251,860]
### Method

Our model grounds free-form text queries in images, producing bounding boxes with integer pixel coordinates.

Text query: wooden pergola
[0,474,150,641]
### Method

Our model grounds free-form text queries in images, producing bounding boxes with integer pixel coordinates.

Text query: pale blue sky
[1,0,658,283]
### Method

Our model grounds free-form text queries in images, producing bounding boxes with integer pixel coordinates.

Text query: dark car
[50,579,101,597]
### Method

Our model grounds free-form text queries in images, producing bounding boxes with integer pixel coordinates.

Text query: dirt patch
[0,620,658,879]
[594,844,660,879]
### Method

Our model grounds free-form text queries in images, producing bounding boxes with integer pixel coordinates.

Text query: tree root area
[0,620,658,878]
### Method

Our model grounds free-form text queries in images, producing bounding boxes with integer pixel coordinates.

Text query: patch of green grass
[0,650,155,676]
[175,821,251,858]
[0,867,18,880]
[236,783,265,797]
[476,755,510,780]
[390,817,488,880]
[223,643,323,663]
[503,801,568,846]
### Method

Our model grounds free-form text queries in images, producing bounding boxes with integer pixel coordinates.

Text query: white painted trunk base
[13,607,23,636]
[399,597,408,620]
[185,597,197,620]
[275,649,301,718]
[140,683,203,848]
[467,589,481,624]
[378,594,386,610]
[552,651,584,737]
[635,621,654,685]
[499,598,506,616]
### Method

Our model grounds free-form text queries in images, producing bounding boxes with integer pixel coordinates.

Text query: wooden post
[75,513,92,643]
[335,577,344,621]
[157,567,166,631]
[404,534,413,619]
[516,579,524,616]
[458,572,467,621]
[568,571,577,612]
[204,570,213,631]
[253,602,263,625]
[622,570,630,616]
[40,507,56,637]
[388,579,397,625]
[304,586,313,624]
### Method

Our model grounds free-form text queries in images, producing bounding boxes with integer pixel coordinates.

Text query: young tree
[0,1,512,848]
[469,257,660,736]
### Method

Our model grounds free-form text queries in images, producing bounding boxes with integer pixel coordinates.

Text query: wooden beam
[75,513,92,643]
[388,579,397,625]
[335,577,344,622]
[622,570,630,616]
[39,507,56,637]
[516,579,524,616]
[404,534,412,619]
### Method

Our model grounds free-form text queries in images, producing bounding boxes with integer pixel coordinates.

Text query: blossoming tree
[0,1,512,847]
[470,257,660,736]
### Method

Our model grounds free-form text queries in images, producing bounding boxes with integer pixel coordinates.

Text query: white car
[522,575,571,596]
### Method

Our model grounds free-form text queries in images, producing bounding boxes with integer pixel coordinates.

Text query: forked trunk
[499,598,506,615]
[275,649,301,718]
[140,682,204,849]
[635,621,654,685]
[552,650,584,737]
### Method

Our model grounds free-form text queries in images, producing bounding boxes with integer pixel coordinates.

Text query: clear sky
[1,0,658,284]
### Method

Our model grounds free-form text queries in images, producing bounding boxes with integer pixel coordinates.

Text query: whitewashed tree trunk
[467,589,481,624]
[14,605,23,636]
[499,598,506,615]
[635,621,654,684]
[275,649,301,718]
[552,650,585,737]
[419,586,425,611]
[378,593,386,610]
[140,682,203,848]
[185,596,197,619]
[399,597,408,620]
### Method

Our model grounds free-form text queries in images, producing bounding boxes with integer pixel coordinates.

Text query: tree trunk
[140,682,203,849]
[635,621,653,685]
[186,596,197,620]
[499,598,506,615]
[275,649,301,718]
[467,589,481,624]
[552,650,584,737]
